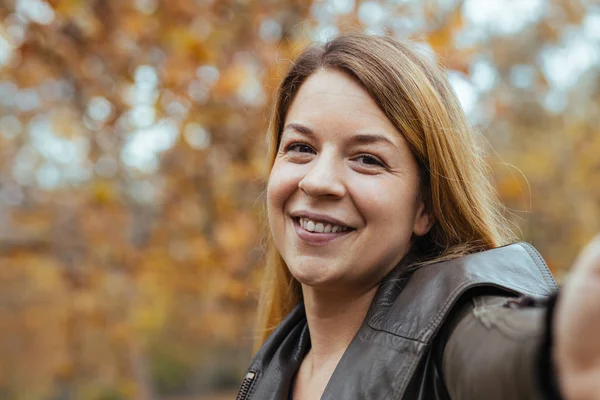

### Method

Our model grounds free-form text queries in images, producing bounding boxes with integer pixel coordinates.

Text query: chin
[287,259,339,288]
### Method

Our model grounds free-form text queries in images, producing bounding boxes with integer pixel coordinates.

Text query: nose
[297,150,346,199]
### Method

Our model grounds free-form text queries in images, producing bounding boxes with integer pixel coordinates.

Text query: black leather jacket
[236,243,559,399]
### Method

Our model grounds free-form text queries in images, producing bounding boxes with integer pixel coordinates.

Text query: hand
[554,235,600,400]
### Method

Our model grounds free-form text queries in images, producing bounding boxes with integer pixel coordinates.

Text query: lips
[298,217,350,233]
[289,211,353,229]
[292,216,353,245]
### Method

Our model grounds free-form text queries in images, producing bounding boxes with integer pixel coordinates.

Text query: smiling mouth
[296,217,352,233]
[292,217,354,244]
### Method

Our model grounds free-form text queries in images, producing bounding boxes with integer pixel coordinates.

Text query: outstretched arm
[442,236,600,400]
[441,293,555,399]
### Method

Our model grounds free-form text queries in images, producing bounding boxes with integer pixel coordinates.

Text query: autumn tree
[0,0,597,399]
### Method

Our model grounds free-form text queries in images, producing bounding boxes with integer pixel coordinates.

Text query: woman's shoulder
[371,242,557,343]
[438,293,553,399]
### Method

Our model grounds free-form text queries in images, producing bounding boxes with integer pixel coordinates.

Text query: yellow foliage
[426,7,463,53]
[0,0,597,397]
[91,181,118,204]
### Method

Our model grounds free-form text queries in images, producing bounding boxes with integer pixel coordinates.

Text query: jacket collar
[244,242,558,400]
[367,242,557,342]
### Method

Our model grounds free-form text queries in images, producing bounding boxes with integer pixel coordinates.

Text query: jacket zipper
[235,370,257,400]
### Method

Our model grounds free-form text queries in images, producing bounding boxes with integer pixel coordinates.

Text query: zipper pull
[236,370,257,400]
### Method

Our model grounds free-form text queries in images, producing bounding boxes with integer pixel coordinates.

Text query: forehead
[285,70,402,144]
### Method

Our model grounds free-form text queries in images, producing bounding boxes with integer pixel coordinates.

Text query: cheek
[351,176,419,227]
[266,161,303,221]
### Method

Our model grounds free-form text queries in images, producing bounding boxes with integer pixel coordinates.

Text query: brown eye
[356,154,385,167]
[288,143,314,154]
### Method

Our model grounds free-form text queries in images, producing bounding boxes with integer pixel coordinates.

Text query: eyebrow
[283,123,316,138]
[283,122,398,149]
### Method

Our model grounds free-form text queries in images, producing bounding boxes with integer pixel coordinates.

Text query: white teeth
[299,217,348,233]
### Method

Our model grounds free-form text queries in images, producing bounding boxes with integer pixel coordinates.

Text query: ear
[413,201,435,237]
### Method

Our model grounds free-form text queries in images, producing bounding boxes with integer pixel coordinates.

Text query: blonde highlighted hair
[255,33,516,350]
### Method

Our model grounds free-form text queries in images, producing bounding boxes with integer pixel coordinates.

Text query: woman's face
[267,70,432,293]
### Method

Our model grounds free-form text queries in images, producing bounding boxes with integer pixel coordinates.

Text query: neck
[301,283,379,373]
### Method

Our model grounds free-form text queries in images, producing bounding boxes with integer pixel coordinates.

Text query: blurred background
[0,0,598,398]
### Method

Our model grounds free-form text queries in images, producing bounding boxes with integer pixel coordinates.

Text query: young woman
[236,33,600,400]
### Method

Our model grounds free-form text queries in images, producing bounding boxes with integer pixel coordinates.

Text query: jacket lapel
[241,243,558,400]
[246,305,310,399]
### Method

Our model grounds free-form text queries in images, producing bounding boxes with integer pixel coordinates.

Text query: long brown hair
[255,33,516,350]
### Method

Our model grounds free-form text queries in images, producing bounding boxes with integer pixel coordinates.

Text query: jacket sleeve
[441,293,562,400]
